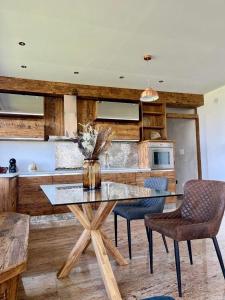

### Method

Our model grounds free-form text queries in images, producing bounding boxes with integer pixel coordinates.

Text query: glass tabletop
[41,181,182,206]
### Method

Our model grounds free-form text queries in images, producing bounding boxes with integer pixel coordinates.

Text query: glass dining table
[41,181,181,300]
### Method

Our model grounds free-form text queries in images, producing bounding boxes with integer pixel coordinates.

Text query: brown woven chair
[145,179,225,297]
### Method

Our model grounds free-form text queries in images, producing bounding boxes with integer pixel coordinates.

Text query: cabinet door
[9,177,17,212]
[0,178,17,212]
[18,176,53,215]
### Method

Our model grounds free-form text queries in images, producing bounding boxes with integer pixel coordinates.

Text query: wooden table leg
[57,229,91,279]
[101,230,128,266]
[91,230,122,300]
[58,201,127,299]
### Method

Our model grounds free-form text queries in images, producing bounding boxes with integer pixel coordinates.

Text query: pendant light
[140,87,159,102]
[140,55,159,102]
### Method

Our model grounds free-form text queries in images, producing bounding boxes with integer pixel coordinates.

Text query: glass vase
[83,159,101,190]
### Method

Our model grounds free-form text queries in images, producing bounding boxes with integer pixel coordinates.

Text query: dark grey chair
[113,177,169,259]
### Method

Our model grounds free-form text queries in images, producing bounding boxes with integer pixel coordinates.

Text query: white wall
[198,85,225,180]
[0,141,55,172]
[167,118,198,191]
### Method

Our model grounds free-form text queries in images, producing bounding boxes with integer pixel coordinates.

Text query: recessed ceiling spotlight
[119,76,125,79]
[21,65,27,68]
[18,42,26,46]
[143,54,152,61]
[74,71,79,74]
[158,80,164,83]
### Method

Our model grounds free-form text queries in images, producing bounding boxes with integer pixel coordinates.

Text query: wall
[198,85,225,180]
[0,141,138,172]
[0,141,55,172]
[55,142,138,169]
[167,118,198,191]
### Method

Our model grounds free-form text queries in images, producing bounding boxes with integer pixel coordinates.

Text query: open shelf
[143,111,164,115]
[141,102,167,141]
[143,126,164,129]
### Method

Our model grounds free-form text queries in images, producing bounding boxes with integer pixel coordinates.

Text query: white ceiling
[1,0,225,94]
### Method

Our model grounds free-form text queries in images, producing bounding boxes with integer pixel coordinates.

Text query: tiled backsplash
[55,142,139,169]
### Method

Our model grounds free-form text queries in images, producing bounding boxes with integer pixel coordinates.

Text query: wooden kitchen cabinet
[17,176,53,215]
[0,177,17,212]
[0,116,45,139]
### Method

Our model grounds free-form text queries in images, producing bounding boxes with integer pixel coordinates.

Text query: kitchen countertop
[19,168,153,177]
[0,168,174,178]
[0,172,19,178]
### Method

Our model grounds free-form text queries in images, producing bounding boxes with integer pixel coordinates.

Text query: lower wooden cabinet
[0,177,17,212]
[18,176,53,215]
[17,170,176,215]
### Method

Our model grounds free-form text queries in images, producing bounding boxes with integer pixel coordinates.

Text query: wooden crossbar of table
[57,201,128,300]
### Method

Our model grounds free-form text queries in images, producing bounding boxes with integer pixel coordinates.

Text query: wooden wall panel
[44,96,64,137]
[77,98,96,129]
[0,76,204,107]
[0,116,44,139]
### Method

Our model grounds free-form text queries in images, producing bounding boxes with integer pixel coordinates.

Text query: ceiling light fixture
[140,55,159,102]
[21,65,27,68]
[19,42,26,46]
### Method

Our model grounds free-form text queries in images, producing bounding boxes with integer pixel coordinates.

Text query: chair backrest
[181,180,225,226]
[139,177,168,209]
[144,177,168,191]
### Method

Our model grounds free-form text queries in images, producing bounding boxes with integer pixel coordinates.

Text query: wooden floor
[18,211,225,300]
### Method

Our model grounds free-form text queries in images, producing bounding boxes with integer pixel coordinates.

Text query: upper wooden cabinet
[0,115,45,139]
[77,98,140,141]
[141,102,167,141]
[44,96,64,138]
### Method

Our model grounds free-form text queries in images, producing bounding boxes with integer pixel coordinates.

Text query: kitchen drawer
[18,188,53,215]
[18,176,53,192]
[52,174,82,184]
[17,203,53,215]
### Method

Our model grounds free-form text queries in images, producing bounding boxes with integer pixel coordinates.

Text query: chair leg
[145,226,149,243]
[212,237,225,278]
[114,213,118,247]
[187,240,193,265]
[174,240,182,297]
[148,229,153,274]
[162,234,169,253]
[127,220,132,259]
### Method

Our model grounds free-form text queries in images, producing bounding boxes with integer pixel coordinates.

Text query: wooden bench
[0,213,29,300]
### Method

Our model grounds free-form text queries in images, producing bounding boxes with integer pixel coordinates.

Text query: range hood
[48,95,77,141]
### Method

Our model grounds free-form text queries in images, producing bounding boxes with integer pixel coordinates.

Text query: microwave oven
[149,142,174,170]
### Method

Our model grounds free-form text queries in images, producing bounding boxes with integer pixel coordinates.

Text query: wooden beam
[195,108,202,179]
[0,76,204,107]
[166,113,199,119]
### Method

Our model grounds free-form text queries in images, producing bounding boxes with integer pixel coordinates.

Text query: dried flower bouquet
[75,123,113,160]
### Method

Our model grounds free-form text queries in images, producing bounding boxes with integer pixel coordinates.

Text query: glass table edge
[40,181,183,206]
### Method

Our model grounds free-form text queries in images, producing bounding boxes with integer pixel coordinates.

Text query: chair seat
[145,212,215,241]
[114,203,161,220]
